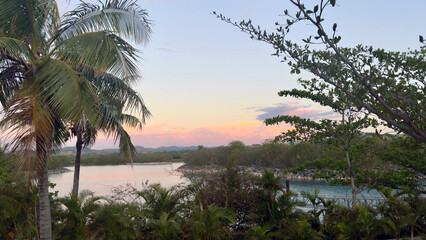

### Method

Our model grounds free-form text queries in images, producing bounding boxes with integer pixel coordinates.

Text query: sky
[55,0,425,148]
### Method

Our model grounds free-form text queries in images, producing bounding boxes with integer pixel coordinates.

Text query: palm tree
[52,190,102,240]
[184,205,235,240]
[256,169,285,221]
[0,0,151,239]
[88,202,138,240]
[70,69,151,196]
[138,184,183,220]
[147,212,182,240]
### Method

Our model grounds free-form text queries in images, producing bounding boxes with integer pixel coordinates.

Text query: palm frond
[0,95,65,175]
[0,37,34,65]
[34,59,98,123]
[120,114,142,129]
[96,102,136,162]
[83,69,151,121]
[54,31,140,79]
[0,61,25,108]
[58,0,152,45]
[0,0,58,51]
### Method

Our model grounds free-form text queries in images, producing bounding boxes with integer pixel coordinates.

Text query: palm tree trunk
[36,138,52,240]
[345,150,356,208]
[72,130,83,196]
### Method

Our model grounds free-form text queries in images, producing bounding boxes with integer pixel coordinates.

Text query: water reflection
[49,162,187,197]
[50,163,383,199]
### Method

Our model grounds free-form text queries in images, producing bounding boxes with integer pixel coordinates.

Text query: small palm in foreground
[52,190,102,240]
[89,202,138,240]
[245,224,273,240]
[185,205,235,240]
[147,212,182,240]
[337,205,382,240]
[138,184,183,219]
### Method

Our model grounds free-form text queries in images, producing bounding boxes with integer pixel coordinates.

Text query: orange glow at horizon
[90,121,290,148]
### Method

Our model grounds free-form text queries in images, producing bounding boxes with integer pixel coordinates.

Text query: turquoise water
[285,179,381,198]
[49,163,381,198]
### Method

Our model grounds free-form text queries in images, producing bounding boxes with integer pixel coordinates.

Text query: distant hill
[59,146,198,154]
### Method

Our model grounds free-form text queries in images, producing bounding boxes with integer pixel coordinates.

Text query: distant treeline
[184,141,326,169]
[48,152,183,169]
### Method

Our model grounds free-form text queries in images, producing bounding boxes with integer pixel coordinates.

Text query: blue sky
[58,0,426,148]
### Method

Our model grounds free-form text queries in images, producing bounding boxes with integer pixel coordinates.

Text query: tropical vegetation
[0,0,425,239]
[1,153,425,239]
[0,0,151,238]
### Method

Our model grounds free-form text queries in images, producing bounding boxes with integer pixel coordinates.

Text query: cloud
[254,102,337,121]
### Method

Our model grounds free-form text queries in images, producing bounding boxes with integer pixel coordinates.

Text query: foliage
[0,148,38,239]
[184,140,324,169]
[52,190,103,240]
[214,0,426,143]
[184,205,235,240]
[0,160,425,239]
[0,0,152,238]
[137,184,184,220]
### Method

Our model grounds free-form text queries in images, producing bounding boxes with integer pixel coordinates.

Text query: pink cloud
[254,102,338,121]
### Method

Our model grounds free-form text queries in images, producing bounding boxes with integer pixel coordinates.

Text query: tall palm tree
[70,69,151,196]
[0,0,151,239]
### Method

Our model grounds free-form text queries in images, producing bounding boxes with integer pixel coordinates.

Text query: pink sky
[90,121,288,148]
[2,0,422,149]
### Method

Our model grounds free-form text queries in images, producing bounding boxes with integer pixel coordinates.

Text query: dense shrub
[185,141,325,169]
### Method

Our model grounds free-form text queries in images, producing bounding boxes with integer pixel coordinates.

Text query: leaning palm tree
[0,0,151,239]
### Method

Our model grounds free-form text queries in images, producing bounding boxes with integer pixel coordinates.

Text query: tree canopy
[214,0,426,143]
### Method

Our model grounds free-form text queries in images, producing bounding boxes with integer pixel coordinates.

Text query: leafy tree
[265,85,377,207]
[0,0,152,238]
[214,0,426,143]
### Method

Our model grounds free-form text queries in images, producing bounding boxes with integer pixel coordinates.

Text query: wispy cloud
[253,102,337,121]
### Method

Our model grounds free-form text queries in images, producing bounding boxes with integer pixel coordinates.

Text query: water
[49,163,380,198]
[286,179,381,198]
[49,163,187,197]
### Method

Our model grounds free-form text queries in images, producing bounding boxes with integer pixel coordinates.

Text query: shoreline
[126,161,174,165]
[177,163,318,180]
[48,162,179,175]
[177,163,426,181]
[48,167,72,174]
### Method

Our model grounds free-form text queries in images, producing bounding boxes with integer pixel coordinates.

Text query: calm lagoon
[49,163,380,199]
[49,163,187,197]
